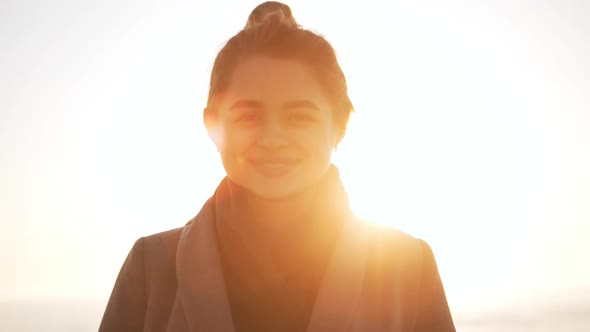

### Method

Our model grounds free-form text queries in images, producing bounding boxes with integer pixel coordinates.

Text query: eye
[289,112,316,123]
[239,114,258,121]
[235,112,260,125]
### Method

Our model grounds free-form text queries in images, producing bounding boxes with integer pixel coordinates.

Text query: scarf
[213,164,351,331]
[170,164,371,332]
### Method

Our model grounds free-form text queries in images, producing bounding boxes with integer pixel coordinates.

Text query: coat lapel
[174,212,372,332]
[171,166,372,332]
[174,200,235,332]
[306,220,371,332]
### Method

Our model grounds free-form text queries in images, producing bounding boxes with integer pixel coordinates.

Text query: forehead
[224,56,329,106]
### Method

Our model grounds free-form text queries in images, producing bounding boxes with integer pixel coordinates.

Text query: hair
[205,1,354,143]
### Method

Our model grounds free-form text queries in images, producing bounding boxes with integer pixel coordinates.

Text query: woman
[99,2,456,331]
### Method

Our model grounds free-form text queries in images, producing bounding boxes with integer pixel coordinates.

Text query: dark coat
[99,201,456,331]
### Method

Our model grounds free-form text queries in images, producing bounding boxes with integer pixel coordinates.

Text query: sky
[1,0,589,318]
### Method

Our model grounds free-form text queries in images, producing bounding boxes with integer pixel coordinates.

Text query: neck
[243,184,319,227]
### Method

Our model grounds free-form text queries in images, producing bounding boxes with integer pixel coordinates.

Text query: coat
[99,211,456,331]
[100,167,455,331]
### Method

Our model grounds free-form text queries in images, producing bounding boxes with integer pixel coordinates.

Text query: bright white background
[1,0,589,322]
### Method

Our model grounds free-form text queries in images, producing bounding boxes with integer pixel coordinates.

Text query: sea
[0,299,589,331]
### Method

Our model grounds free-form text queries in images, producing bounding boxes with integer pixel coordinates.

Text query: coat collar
[175,200,235,331]
[173,168,372,332]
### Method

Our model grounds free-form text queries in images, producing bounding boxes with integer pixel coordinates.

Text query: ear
[203,107,223,150]
[333,129,345,150]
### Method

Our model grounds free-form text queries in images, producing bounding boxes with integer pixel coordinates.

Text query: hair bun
[245,1,298,29]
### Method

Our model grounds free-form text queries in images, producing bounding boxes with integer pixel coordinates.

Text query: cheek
[220,127,257,159]
[300,126,336,157]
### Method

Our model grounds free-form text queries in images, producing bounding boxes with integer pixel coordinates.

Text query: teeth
[263,163,285,168]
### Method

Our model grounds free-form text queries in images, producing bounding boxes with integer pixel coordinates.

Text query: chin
[246,174,311,200]
[255,183,310,200]
[224,156,331,200]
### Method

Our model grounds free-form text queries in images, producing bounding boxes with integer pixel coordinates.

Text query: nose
[257,118,288,149]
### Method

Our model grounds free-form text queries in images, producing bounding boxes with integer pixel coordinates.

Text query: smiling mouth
[248,159,301,175]
[260,163,290,168]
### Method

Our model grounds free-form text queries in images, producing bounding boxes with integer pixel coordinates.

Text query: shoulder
[143,226,184,249]
[100,226,187,331]
[124,226,187,293]
[120,226,185,281]
[353,219,434,271]
[125,226,185,259]
[356,219,424,250]
[138,226,185,267]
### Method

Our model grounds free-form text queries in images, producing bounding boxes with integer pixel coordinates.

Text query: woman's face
[208,56,338,199]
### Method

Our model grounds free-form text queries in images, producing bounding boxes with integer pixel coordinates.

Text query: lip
[248,158,301,176]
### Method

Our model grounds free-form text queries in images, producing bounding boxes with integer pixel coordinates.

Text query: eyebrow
[228,99,320,111]
[284,100,320,111]
[229,100,264,110]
